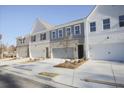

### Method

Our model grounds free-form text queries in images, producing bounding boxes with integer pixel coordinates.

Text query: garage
[30,45,46,58]
[16,46,29,58]
[89,43,124,61]
[52,47,74,59]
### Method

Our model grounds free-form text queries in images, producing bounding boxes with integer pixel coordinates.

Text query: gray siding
[50,22,85,43]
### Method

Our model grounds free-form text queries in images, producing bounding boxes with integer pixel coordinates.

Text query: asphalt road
[0,70,54,88]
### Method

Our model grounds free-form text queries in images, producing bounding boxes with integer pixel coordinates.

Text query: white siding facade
[86,5,124,61]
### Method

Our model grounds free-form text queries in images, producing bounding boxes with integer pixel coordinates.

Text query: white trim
[74,24,81,35]
[58,28,63,38]
[65,26,71,36]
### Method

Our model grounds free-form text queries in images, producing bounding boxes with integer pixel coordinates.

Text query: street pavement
[0,70,54,88]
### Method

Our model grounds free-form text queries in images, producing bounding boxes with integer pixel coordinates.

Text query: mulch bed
[54,59,86,69]
[38,72,58,77]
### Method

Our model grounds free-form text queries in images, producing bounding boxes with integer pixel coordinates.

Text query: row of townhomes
[16,5,124,62]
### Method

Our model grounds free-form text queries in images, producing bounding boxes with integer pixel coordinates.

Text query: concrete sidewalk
[0,58,30,66]
[1,58,124,88]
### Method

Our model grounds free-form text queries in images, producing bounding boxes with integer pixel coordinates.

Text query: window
[52,31,56,39]
[19,39,22,44]
[40,33,46,40]
[19,38,25,44]
[119,15,124,27]
[90,22,96,32]
[103,18,110,30]
[31,35,36,42]
[58,29,63,38]
[66,27,71,36]
[74,25,81,35]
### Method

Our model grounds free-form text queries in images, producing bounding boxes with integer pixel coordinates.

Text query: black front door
[46,47,49,58]
[78,45,84,59]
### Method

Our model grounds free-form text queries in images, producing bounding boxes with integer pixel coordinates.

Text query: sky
[0,5,95,46]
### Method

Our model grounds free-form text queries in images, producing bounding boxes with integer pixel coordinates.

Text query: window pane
[52,32,56,39]
[59,30,63,38]
[103,19,110,24]
[90,27,96,32]
[75,25,80,35]
[119,15,124,21]
[103,19,110,30]
[75,26,79,31]
[66,28,71,36]
[103,25,110,29]
[43,33,46,40]
[119,21,124,27]
[75,30,80,34]
[90,22,95,27]
[119,15,124,27]
[90,22,96,32]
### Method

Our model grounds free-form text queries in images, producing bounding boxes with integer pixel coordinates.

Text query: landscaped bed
[54,59,86,69]
[38,72,58,77]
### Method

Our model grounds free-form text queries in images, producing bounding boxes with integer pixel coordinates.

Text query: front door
[46,47,49,58]
[78,45,84,59]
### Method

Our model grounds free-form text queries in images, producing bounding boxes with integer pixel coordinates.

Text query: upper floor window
[19,38,25,44]
[66,27,71,36]
[90,22,96,32]
[31,35,36,42]
[74,24,81,35]
[103,18,110,30]
[119,15,124,27]
[18,39,22,44]
[58,29,63,38]
[52,31,56,39]
[40,33,46,40]
[22,38,25,43]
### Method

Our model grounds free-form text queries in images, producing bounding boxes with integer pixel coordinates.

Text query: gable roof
[31,18,53,34]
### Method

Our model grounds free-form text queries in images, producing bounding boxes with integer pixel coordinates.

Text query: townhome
[16,34,30,58]
[50,18,86,59]
[29,18,53,59]
[16,5,124,62]
[85,5,124,61]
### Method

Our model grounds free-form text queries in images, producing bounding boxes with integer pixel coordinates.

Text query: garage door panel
[90,43,124,61]
[52,47,74,59]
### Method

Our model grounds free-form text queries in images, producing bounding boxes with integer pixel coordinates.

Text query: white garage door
[52,47,74,59]
[17,47,28,58]
[90,43,124,61]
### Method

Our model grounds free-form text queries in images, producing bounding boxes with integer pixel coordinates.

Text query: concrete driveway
[1,58,124,88]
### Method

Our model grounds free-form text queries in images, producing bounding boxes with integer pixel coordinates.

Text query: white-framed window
[66,27,71,36]
[52,31,56,39]
[90,22,96,32]
[19,39,22,44]
[58,29,63,38]
[74,24,81,35]
[103,18,110,30]
[19,38,25,44]
[40,33,46,40]
[119,15,124,27]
